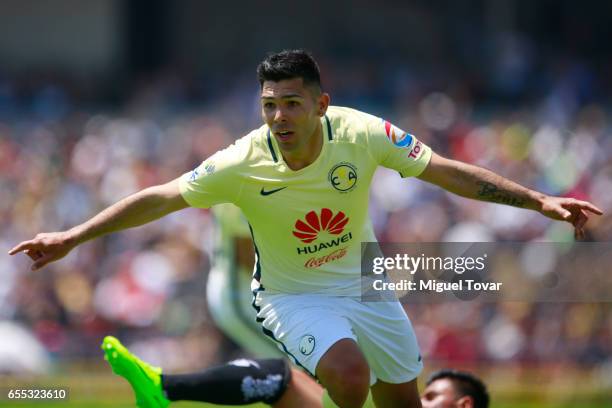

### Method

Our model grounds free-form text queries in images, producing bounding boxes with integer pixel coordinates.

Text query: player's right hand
[8,231,77,271]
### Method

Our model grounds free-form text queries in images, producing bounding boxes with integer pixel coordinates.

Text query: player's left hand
[538,196,603,240]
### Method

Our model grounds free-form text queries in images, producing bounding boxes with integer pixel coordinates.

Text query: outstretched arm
[9,178,189,270]
[417,152,603,239]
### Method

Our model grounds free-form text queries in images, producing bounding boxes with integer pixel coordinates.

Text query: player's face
[421,379,467,408]
[261,78,329,154]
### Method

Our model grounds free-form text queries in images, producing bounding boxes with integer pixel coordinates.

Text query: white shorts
[253,292,423,385]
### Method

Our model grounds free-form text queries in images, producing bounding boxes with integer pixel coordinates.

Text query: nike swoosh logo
[260,186,287,196]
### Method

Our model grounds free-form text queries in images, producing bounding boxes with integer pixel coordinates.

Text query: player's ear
[318,92,330,117]
[456,395,475,408]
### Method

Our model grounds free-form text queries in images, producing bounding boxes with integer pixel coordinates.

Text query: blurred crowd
[0,52,611,390]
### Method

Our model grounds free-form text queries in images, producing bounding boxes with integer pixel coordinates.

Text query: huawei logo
[293,209,349,244]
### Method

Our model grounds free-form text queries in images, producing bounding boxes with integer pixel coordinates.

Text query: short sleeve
[179,144,243,208]
[367,117,432,177]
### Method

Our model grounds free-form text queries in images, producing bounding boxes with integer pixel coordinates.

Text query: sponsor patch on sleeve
[383,119,414,148]
[407,140,423,159]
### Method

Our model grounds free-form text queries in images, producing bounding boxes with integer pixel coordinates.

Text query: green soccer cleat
[102,336,170,408]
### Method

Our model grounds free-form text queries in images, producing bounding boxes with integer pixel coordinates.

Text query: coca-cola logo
[304,247,348,269]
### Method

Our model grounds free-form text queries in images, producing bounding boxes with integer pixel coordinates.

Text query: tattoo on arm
[476,181,525,208]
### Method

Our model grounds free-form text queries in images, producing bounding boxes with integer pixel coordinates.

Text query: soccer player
[204,203,329,405]
[420,369,489,408]
[9,50,602,408]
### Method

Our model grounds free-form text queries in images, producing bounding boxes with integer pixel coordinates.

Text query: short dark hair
[427,369,490,408]
[257,49,322,91]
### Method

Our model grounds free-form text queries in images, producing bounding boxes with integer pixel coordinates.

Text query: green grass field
[1,362,609,407]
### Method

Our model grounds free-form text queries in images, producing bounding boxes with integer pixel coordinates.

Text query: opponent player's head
[257,50,330,154]
[421,369,489,408]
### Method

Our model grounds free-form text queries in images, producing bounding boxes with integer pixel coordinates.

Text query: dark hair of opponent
[427,369,490,408]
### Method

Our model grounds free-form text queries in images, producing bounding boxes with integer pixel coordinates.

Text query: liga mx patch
[383,119,413,148]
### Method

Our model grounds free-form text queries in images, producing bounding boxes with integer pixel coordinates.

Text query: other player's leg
[102,336,298,406]
[162,358,290,405]
[102,336,169,408]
